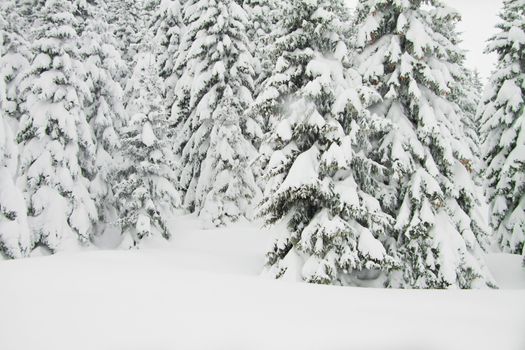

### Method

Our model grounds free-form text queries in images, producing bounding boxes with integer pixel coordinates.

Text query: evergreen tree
[354,0,493,288]
[0,112,31,259]
[0,10,31,259]
[440,18,491,250]
[242,0,279,89]
[107,0,148,63]
[114,49,180,247]
[0,0,32,122]
[17,0,97,252]
[148,0,186,141]
[149,0,185,82]
[171,0,260,226]
[452,68,490,251]
[458,69,484,171]
[480,0,525,255]
[259,0,395,285]
[6,0,43,35]
[80,0,127,239]
[243,0,281,180]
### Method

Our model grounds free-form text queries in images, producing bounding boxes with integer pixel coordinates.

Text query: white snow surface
[0,215,524,350]
[485,253,525,290]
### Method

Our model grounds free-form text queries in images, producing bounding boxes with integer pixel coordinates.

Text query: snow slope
[486,253,525,289]
[0,216,524,350]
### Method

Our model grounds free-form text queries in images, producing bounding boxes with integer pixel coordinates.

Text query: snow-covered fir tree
[114,48,180,247]
[480,0,525,255]
[437,11,485,174]
[457,69,484,171]
[4,0,43,36]
[242,0,279,89]
[171,0,260,226]
[453,68,493,249]
[149,0,185,82]
[0,9,31,259]
[242,0,281,170]
[354,0,494,288]
[259,0,395,285]
[107,0,148,63]
[440,19,491,250]
[0,0,32,122]
[0,111,31,259]
[80,0,127,239]
[16,0,98,253]
[148,0,186,132]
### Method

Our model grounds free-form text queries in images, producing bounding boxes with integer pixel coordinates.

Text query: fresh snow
[275,145,319,194]
[485,253,525,289]
[0,215,524,350]
[141,121,156,146]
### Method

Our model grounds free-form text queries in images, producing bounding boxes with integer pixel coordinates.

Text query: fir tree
[171,0,260,226]
[0,114,31,259]
[242,0,279,89]
[148,0,186,143]
[6,0,43,35]
[242,0,281,176]
[114,49,180,247]
[259,0,395,285]
[480,0,525,255]
[451,70,490,250]
[80,0,127,239]
[0,0,32,122]
[107,0,148,63]
[149,0,185,82]
[458,69,484,171]
[0,10,31,259]
[355,0,494,288]
[17,0,97,252]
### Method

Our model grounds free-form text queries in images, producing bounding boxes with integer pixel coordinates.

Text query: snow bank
[0,216,523,350]
[485,253,525,289]
[0,250,523,350]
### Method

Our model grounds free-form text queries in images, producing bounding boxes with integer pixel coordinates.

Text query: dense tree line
[0,0,523,288]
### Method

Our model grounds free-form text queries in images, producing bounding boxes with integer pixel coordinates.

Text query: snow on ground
[485,253,525,289]
[0,215,524,350]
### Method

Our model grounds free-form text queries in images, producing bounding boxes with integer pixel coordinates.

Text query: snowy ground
[0,215,524,350]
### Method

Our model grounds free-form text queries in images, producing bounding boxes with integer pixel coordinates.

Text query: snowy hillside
[0,217,524,350]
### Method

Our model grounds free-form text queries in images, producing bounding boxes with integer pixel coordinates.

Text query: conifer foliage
[242,0,278,88]
[458,69,484,168]
[18,0,97,251]
[150,0,185,83]
[355,0,493,288]
[171,0,260,226]
[0,9,31,258]
[80,0,127,238]
[107,0,148,63]
[16,0,98,252]
[114,50,180,247]
[259,0,395,285]
[480,0,525,255]
[0,0,32,122]
[149,0,186,131]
